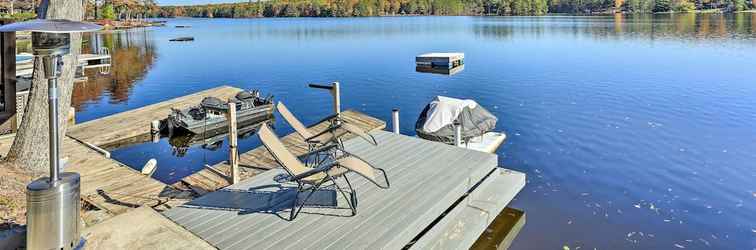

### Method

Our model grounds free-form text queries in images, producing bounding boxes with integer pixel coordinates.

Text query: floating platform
[169,37,194,42]
[416,52,464,69]
[164,130,526,249]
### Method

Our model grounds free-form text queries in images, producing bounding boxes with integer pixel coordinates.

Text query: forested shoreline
[155,0,753,18]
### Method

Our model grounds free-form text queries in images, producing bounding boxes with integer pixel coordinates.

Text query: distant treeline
[157,0,752,18]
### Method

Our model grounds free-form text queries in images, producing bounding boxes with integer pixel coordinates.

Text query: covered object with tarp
[415,96,498,144]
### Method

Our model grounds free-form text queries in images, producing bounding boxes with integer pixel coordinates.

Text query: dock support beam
[454,120,462,146]
[150,120,160,143]
[332,81,340,116]
[392,108,400,134]
[226,101,239,185]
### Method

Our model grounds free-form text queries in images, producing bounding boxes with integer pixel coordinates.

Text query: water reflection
[473,13,756,42]
[168,117,272,157]
[77,14,756,250]
[415,65,465,75]
[74,29,157,112]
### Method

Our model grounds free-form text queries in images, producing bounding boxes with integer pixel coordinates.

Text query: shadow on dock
[178,183,357,220]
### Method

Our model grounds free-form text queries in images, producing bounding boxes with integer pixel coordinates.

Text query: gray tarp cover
[415,96,498,144]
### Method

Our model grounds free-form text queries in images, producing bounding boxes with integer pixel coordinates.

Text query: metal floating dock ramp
[164,130,525,249]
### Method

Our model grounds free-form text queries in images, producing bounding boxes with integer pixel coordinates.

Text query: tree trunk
[4,0,84,177]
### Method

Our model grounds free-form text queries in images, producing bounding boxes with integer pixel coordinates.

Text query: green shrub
[672,0,695,12]
[102,4,116,20]
[0,12,36,21]
[653,0,671,12]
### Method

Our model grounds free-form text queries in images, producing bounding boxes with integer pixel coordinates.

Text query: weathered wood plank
[82,206,215,250]
[0,135,190,216]
[178,110,386,194]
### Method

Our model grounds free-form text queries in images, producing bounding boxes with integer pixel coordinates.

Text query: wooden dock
[68,86,242,149]
[0,134,190,217]
[82,207,215,250]
[1,86,253,219]
[164,130,526,249]
[178,110,386,195]
[79,53,111,69]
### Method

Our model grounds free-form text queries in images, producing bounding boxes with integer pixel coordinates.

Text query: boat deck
[164,130,526,249]
[68,86,242,149]
[178,110,386,195]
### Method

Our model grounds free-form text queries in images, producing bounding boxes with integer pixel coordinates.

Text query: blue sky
[157,0,249,6]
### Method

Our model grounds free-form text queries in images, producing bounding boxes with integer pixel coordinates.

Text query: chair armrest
[304,126,343,144]
[300,144,338,158]
[311,113,340,126]
[290,163,337,181]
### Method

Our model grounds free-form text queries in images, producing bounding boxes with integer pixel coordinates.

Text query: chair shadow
[178,183,354,220]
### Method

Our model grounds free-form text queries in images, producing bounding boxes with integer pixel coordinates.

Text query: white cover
[422,96,478,133]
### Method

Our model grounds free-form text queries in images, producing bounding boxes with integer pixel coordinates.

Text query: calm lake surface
[74,14,756,249]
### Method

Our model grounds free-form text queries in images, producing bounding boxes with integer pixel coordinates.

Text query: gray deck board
[164,130,499,249]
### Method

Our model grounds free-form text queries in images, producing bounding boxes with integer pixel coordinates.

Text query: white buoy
[141,159,157,177]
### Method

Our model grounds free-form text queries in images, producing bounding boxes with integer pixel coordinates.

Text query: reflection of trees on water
[472,13,756,42]
[72,29,157,111]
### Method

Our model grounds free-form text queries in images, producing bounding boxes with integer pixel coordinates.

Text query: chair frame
[260,127,389,221]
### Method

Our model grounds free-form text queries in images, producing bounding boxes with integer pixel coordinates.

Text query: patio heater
[0,19,101,250]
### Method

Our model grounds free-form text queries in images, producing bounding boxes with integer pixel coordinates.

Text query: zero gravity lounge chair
[276,101,378,151]
[258,123,389,220]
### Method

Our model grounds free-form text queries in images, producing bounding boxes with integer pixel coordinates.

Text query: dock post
[150,120,160,143]
[453,120,462,146]
[226,101,240,185]
[332,81,341,125]
[392,108,400,134]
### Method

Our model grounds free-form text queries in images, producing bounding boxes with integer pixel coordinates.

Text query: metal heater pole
[46,56,60,184]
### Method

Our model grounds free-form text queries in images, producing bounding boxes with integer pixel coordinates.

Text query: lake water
[74,14,756,249]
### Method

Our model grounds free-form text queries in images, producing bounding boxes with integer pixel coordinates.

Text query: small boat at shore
[166,90,274,134]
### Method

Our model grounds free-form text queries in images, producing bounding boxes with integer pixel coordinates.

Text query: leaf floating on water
[698,238,710,246]
[674,243,685,248]
[563,245,570,250]
[634,204,641,208]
